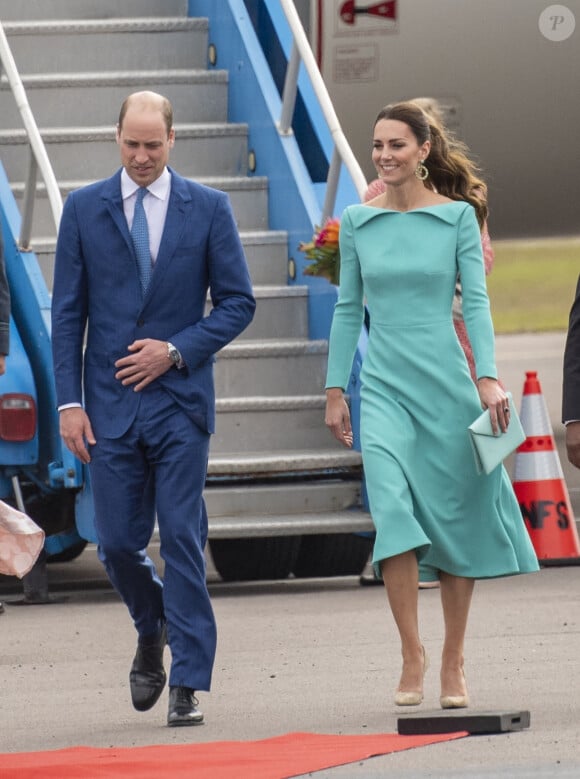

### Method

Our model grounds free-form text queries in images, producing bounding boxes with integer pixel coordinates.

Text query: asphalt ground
[1,332,579,777]
[1,560,579,778]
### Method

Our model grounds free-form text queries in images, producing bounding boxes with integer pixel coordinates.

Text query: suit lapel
[143,170,191,303]
[101,170,135,258]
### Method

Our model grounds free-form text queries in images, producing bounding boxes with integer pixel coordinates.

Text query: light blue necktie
[131,187,152,294]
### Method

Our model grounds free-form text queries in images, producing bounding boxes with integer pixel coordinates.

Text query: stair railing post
[19,146,38,251]
[278,40,300,135]
[321,146,341,224]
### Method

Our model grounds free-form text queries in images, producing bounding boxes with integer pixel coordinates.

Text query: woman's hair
[374,101,488,227]
[408,96,445,126]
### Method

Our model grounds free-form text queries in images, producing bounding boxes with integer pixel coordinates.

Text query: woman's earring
[415,159,429,181]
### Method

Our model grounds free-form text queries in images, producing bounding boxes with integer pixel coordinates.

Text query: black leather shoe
[129,625,167,711]
[167,686,204,727]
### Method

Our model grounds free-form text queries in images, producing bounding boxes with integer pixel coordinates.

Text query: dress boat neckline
[361,201,459,214]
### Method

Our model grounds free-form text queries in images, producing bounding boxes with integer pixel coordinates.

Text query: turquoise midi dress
[326,202,539,579]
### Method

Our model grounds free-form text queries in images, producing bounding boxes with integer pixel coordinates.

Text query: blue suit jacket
[52,167,255,437]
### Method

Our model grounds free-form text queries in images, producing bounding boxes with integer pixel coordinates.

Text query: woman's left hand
[477,377,510,434]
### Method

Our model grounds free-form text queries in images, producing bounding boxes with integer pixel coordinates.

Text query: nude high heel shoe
[440,667,469,709]
[394,646,429,706]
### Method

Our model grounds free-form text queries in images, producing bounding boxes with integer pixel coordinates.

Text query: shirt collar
[121,167,171,201]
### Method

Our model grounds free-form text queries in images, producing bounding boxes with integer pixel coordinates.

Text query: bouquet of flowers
[298,217,340,285]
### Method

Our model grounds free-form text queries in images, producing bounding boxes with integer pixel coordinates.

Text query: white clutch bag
[467,393,526,475]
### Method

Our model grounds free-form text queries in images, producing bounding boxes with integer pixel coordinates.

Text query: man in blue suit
[51,91,255,726]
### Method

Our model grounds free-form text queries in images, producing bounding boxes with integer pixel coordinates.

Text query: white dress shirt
[121,166,171,263]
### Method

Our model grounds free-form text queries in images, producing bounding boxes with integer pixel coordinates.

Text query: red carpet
[1,730,467,778]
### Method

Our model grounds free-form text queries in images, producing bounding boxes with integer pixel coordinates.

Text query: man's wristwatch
[166,342,182,367]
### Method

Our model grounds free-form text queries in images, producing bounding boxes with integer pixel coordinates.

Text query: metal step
[208,510,373,539]
[0,0,188,21]
[235,286,309,341]
[207,449,363,478]
[31,226,285,293]
[0,123,249,181]
[0,70,228,128]
[205,480,363,518]
[216,339,328,397]
[31,227,286,292]
[205,465,372,539]
[233,230,288,286]
[213,395,332,453]
[18,176,269,254]
[3,18,208,73]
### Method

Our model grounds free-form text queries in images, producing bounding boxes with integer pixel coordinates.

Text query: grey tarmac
[1,332,579,778]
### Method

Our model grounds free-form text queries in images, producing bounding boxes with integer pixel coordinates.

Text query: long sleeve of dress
[325,207,364,390]
[457,206,497,380]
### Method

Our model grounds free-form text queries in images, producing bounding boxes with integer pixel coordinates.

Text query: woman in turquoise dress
[325,102,538,710]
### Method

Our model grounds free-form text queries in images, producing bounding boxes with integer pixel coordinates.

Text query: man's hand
[565,421,580,469]
[114,338,172,392]
[60,407,96,464]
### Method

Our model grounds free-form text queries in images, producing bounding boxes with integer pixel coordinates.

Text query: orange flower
[298,218,341,285]
[316,218,340,247]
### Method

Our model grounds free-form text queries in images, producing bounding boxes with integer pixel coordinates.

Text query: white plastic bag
[0,500,45,578]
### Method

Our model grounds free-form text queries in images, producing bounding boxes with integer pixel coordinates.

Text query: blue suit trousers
[89,384,216,691]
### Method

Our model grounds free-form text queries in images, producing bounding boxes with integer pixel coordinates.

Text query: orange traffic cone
[512,371,580,566]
